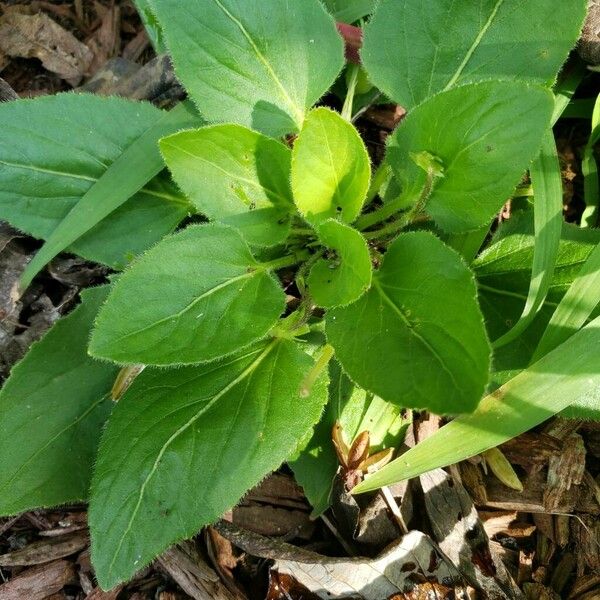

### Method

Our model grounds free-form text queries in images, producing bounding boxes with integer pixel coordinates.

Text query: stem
[365,161,392,205]
[341,64,359,122]
[360,166,438,240]
[300,344,335,398]
[261,251,308,271]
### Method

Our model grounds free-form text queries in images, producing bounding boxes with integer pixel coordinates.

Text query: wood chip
[500,432,562,469]
[86,4,120,74]
[0,532,88,567]
[544,433,586,512]
[84,585,124,600]
[420,468,524,599]
[0,12,93,84]
[156,540,239,600]
[0,559,75,600]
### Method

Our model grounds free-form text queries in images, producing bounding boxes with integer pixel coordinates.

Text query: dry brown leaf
[0,559,75,600]
[0,12,92,83]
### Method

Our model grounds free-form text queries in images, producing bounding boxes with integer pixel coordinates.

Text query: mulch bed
[0,2,599,598]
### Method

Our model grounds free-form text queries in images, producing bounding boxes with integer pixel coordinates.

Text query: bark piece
[156,540,239,600]
[0,12,93,84]
[0,559,75,600]
[544,433,586,512]
[579,0,600,64]
[84,586,124,600]
[421,468,524,600]
[0,531,88,566]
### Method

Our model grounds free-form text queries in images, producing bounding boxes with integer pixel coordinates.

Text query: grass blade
[19,101,200,293]
[353,314,600,493]
[532,240,600,361]
[492,129,563,348]
[581,94,600,227]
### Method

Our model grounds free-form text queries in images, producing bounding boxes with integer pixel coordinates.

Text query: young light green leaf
[353,314,600,493]
[533,241,600,362]
[89,224,286,366]
[291,361,409,516]
[323,0,375,23]
[493,130,563,348]
[89,339,328,589]
[0,286,116,516]
[327,231,490,414]
[386,81,554,233]
[307,220,372,308]
[0,94,193,273]
[149,0,344,137]
[160,124,293,245]
[292,107,371,226]
[362,0,587,109]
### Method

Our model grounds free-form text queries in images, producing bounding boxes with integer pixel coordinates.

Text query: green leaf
[323,0,375,23]
[89,224,286,366]
[149,0,344,137]
[292,107,371,226]
[327,231,490,414]
[493,130,563,348]
[291,361,409,515]
[160,124,293,246]
[353,314,600,493]
[0,95,194,273]
[0,286,116,516]
[307,220,372,308]
[533,241,600,362]
[362,0,587,109]
[581,94,600,227]
[131,0,166,52]
[386,81,554,233]
[474,215,600,374]
[89,339,328,589]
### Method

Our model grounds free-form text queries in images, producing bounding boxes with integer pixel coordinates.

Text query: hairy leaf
[89,339,328,589]
[307,220,372,308]
[0,287,116,515]
[362,0,587,109]
[386,81,553,233]
[353,314,600,493]
[149,0,344,136]
[89,224,286,366]
[160,124,293,245]
[0,94,192,272]
[292,108,371,225]
[327,232,490,414]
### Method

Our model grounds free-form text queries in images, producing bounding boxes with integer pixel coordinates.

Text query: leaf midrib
[105,340,278,579]
[373,279,461,390]
[210,0,304,125]
[443,0,506,91]
[99,269,258,350]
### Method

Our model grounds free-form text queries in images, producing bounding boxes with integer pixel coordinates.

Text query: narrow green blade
[19,101,200,292]
[353,314,600,494]
[493,129,563,348]
[533,241,600,361]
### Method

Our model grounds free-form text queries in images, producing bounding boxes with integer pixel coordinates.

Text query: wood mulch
[0,1,599,598]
